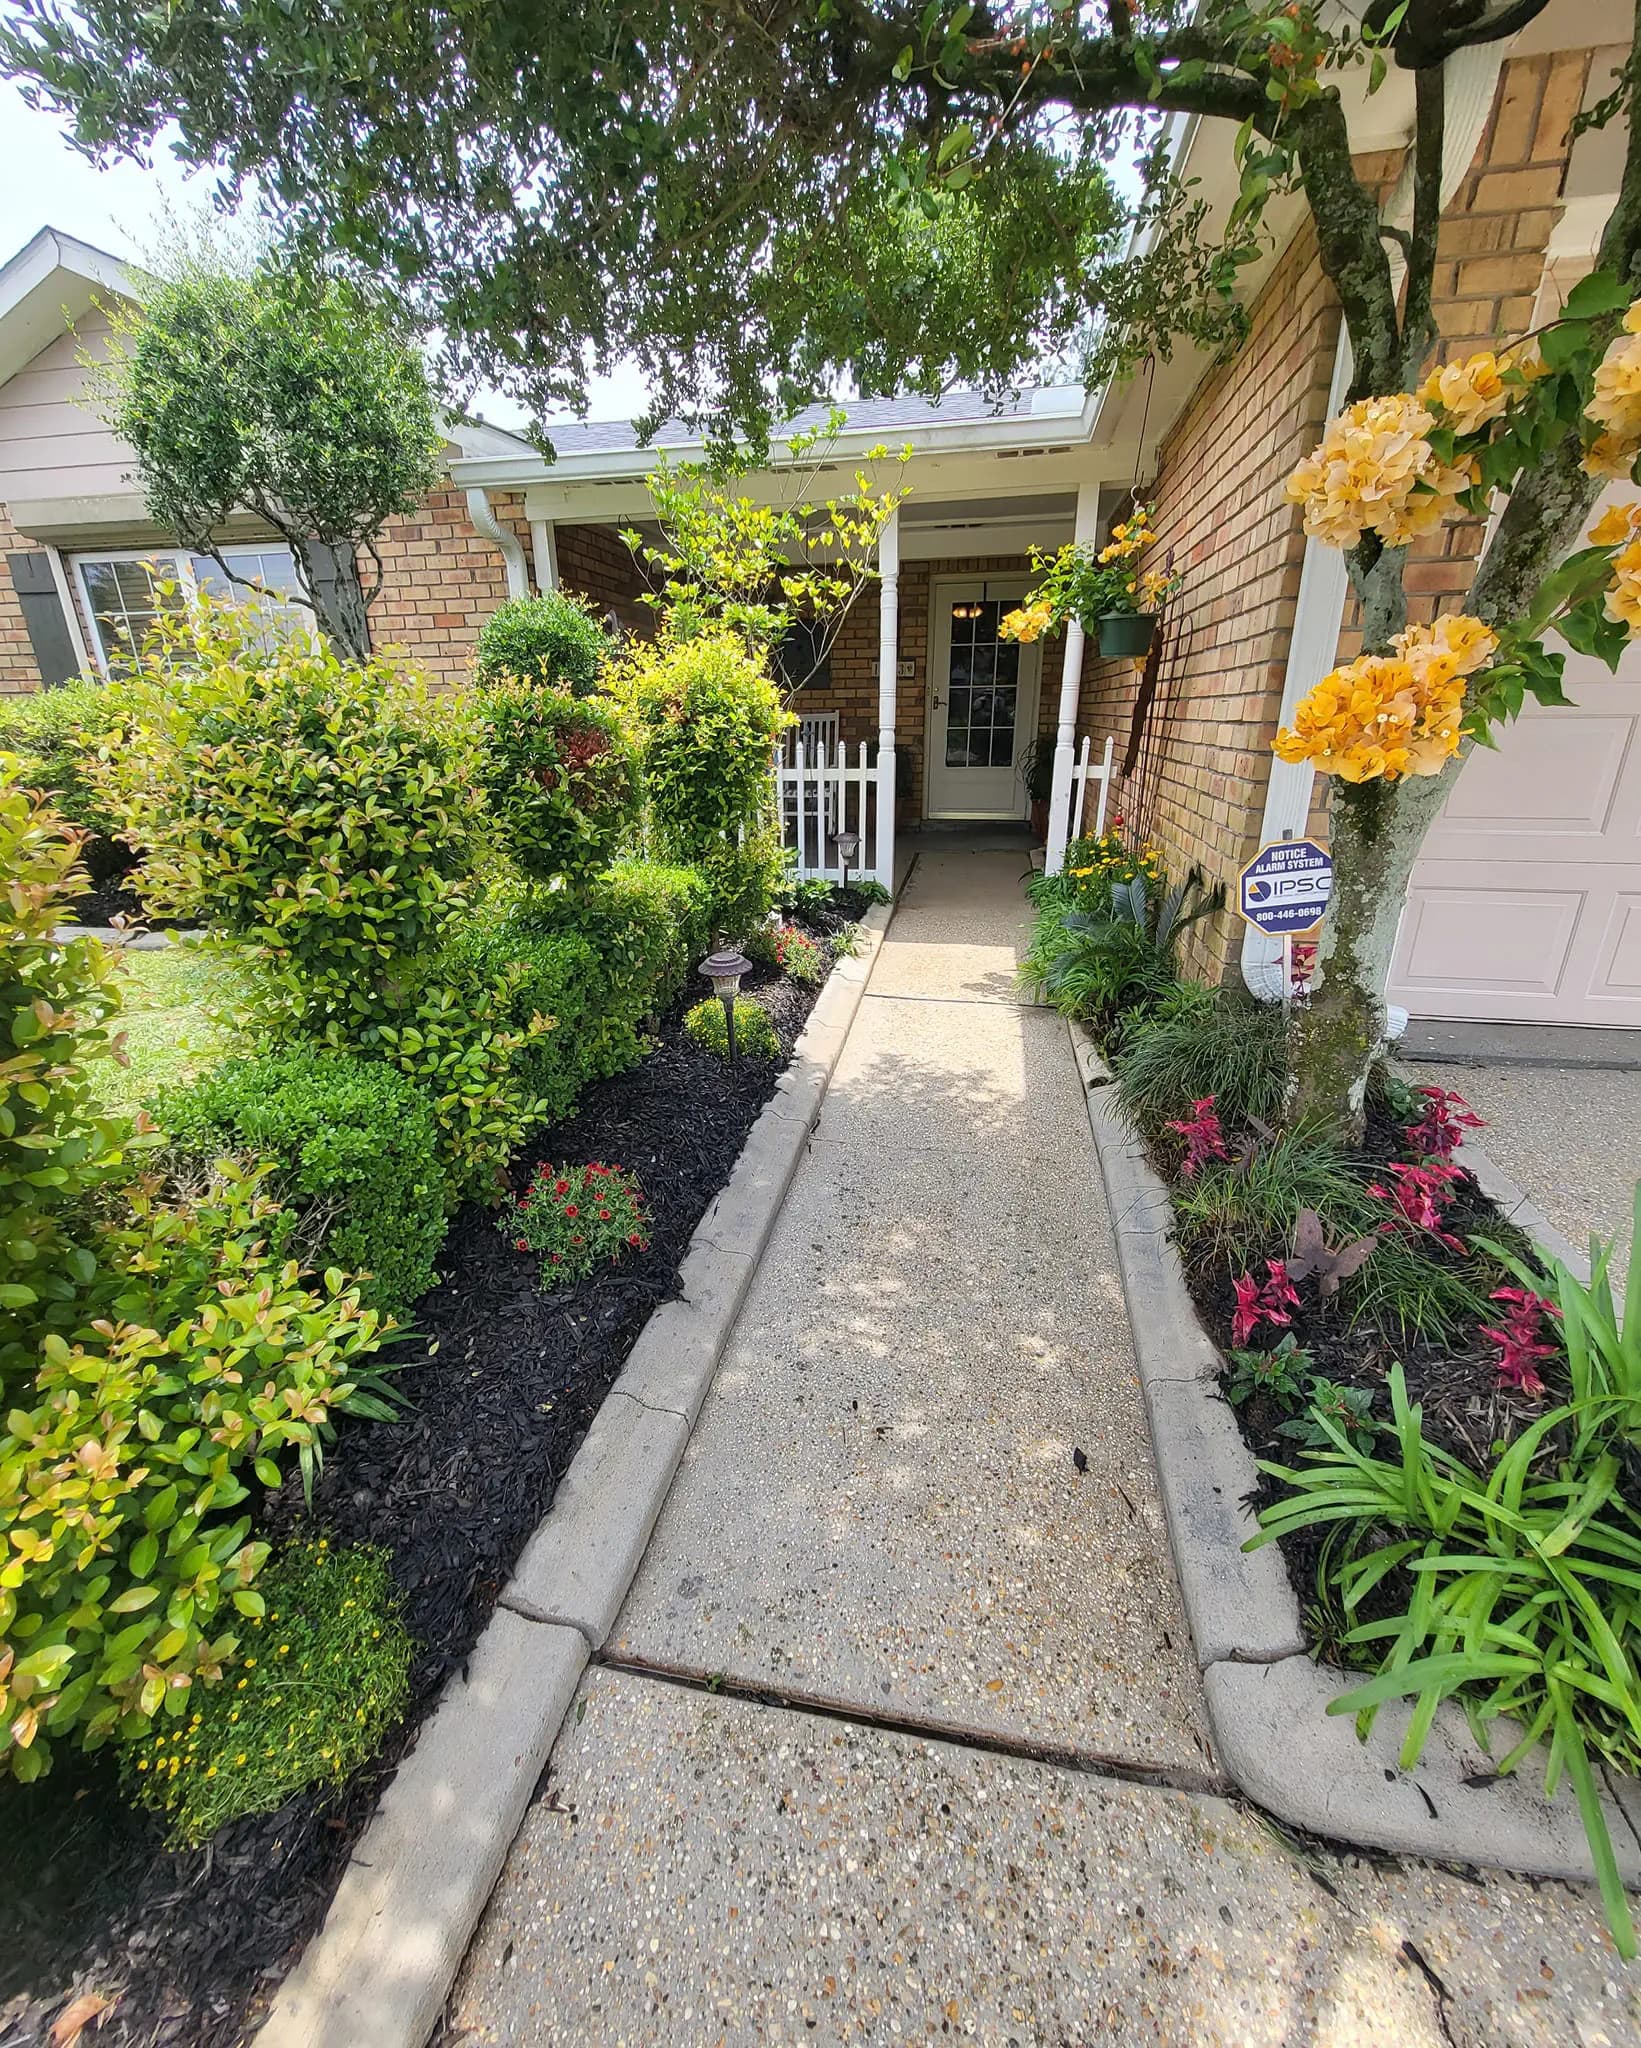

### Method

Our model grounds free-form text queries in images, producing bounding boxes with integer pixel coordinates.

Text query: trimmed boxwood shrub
[566,858,715,1018]
[477,683,639,889]
[154,1050,449,1317]
[475,592,612,695]
[684,995,779,1062]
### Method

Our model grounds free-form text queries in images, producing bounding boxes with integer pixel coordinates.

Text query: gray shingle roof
[541,388,1038,458]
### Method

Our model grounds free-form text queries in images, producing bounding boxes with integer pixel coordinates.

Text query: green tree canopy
[95,249,445,654]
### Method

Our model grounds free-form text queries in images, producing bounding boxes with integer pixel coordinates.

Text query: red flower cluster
[1368,1161,1467,1254]
[1479,1286,1560,1400]
[1165,1096,1231,1179]
[1231,1261,1301,1348]
[1404,1085,1485,1162]
[501,1158,649,1292]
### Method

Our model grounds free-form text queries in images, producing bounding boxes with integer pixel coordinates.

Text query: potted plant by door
[1019,735,1056,841]
[1000,506,1181,661]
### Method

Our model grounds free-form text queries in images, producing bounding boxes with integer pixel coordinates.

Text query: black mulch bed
[0,966,820,2048]
[1165,1095,1568,1639]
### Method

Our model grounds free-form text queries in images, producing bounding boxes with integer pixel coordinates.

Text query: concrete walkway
[452,843,1629,2046]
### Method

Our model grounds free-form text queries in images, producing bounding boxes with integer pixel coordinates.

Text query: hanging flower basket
[1097,611,1157,659]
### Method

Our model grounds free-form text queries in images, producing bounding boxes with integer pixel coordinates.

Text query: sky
[0,78,650,433]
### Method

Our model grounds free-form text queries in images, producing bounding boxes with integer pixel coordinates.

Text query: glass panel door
[925,581,1042,818]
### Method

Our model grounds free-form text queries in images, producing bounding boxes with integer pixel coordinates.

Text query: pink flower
[1231,1262,1300,1348]
[514,1238,528,1252]
[1405,1085,1485,1162]
[1370,1161,1467,1252]
[1165,1096,1232,1179]
[1479,1285,1559,1399]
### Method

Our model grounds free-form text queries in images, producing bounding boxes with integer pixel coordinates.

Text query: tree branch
[1398,60,1446,385]
[1289,95,1404,398]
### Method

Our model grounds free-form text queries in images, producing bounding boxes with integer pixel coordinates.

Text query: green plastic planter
[1097,611,1157,659]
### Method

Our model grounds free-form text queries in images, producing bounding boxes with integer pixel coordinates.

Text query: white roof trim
[0,226,139,388]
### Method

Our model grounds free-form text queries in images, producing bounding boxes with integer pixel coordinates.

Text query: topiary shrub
[122,1534,412,1844]
[477,682,639,889]
[684,995,779,1062]
[611,631,789,941]
[573,858,715,1018]
[0,756,132,1377]
[0,1160,400,1782]
[475,591,612,695]
[153,1050,449,1317]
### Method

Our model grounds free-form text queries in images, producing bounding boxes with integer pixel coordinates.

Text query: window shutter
[6,552,80,687]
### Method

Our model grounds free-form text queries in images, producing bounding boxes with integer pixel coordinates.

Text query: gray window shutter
[6,552,80,687]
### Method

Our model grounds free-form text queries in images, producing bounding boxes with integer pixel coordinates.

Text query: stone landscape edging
[256,899,896,2048]
[1070,1019,1641,1892]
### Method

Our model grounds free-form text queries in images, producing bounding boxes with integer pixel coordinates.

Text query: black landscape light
[700,946,752,1064]
[835,829,860,898]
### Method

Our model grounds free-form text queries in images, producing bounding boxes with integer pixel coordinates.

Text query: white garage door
[1386,649,1641,1026]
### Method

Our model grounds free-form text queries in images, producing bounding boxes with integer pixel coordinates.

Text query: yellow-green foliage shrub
[0,1161,400,1782]
[0,756,132,1377]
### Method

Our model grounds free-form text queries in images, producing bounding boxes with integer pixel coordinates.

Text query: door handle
[932,694,945,707]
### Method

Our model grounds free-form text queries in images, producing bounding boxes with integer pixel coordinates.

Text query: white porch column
[1045,481,1101,875]
[874,508,900,891]
[529,518,560,593]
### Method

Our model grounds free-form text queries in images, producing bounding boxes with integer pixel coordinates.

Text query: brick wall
[1074,47,1590,985]
[368,486,532,686]
[556,523,655,637]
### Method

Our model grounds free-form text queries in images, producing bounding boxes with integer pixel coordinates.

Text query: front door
[925,577,1043,819]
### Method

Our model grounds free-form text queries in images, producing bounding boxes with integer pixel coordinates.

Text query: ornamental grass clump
[683,995,779,1063]
[122,1536,411,1845]
[501,1159,649,1289]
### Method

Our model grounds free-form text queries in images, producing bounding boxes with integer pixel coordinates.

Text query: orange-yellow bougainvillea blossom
[1272,614,1497,784]
[1285,395,1477,550]
[1589,501,1641,631]
[1418,351,1511,437]
[1587,302,1641,443]
[999,598,1054,644]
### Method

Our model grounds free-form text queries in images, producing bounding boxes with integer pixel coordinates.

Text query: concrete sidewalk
[452,845,1629,2046]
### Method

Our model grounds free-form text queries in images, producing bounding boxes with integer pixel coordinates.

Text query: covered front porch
[450,388,1158,888]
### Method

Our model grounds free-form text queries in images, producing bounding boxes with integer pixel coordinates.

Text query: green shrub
[475,591,612,695]
[1114,997,1289,1134]
[123,1536,412,1845]
[91,599,483,1019]
[501,1158,649,1290]
[567,859,715,1019]
[0,759,133,1377]
[154,1051,448,1316]
[773,921,827,985]
[684,995,779,1061]
[613,631,789,941]
[0,678,121,839]
[477,682,639,889]
[0,1161,400,1782]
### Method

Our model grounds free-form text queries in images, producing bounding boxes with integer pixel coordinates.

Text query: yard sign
[1236,837,1333,937]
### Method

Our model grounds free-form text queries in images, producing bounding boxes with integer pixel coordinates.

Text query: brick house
[3,0,1637,1030]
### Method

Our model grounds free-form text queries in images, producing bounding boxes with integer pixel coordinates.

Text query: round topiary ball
[478,683,639,888]
[475,592,612,696]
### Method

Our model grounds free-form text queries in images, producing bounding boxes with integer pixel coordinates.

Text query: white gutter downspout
[1241,41,1511,1003]
[465,486,530,601]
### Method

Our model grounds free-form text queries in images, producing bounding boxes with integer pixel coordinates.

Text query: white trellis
[775,738,878,882]
[1067,734,1116,845]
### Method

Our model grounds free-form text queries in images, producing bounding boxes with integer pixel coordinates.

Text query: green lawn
[95,945,246,1116]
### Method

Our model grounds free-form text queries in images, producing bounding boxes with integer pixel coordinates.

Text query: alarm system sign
[1236,837,1333,937]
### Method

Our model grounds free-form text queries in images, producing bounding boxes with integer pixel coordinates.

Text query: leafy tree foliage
[93,247,444,654]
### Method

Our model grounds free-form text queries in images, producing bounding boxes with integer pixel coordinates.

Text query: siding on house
[0,309,142,515]
[1075,46,1593,986]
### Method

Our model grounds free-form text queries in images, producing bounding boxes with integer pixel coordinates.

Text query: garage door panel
[1592,895,1641,1002]
[1437,711,1636,849]
[1386,655,1641,1025]
[1392,881,1582,1000]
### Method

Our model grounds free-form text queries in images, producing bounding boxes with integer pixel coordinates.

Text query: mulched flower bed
[1169,1096,1566,1630]
[0,966,820,2048]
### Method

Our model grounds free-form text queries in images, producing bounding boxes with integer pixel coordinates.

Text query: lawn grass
[96,945,246,1116]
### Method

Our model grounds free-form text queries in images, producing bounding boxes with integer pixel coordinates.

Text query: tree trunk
[293,538,372,660]
[1285,769,1456,1135]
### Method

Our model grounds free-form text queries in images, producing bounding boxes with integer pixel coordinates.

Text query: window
[774,616,831,694]
[74,545,311,674]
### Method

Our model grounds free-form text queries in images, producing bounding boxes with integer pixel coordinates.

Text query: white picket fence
[1067,734,1116,844]
[776,738,878,882]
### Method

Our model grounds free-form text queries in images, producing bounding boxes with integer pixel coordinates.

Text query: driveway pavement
[452,846,1627,2044]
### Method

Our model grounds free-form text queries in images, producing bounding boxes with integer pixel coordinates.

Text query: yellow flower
[1587,329,1641,441]
[1000,600,1054,645]
[1583,432,1641,480]
[1419,351,1509,437]
[1589,501,1641,548]
[1500,337,1552,382]
[1625,298,1641,335]
[1393,613,1497,679]
[1286,395,1471,550]
[1605,537,1641,632]
[1273,637,1481,785]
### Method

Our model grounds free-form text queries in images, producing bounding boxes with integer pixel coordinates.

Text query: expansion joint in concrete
[593,1651,1235,1801]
